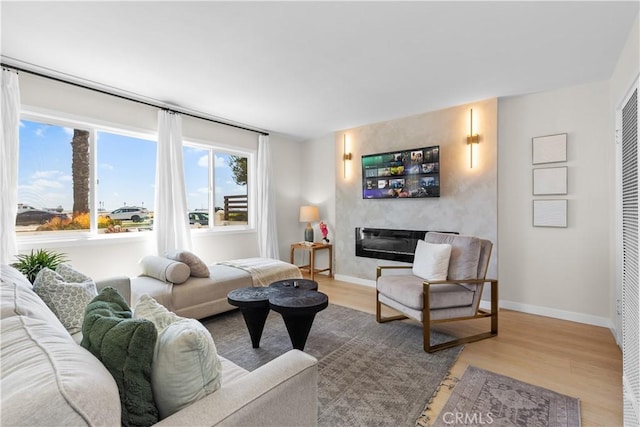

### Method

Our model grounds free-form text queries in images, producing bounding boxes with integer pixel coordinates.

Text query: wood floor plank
[314,275,623,426]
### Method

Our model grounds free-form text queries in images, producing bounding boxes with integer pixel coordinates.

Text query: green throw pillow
[81,287,158,427]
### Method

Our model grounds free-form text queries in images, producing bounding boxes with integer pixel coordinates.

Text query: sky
[18,119,247,213]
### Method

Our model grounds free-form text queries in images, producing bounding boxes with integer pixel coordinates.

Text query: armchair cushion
[377,275,475,311]
[425,232,482,280]
[412,240,451,280]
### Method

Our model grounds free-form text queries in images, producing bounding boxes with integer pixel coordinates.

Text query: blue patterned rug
[427,365,581,427]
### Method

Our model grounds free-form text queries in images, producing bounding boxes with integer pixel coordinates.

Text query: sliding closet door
[620,82,639,427]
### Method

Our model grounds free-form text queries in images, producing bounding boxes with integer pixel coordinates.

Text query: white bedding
[217,257,302,287]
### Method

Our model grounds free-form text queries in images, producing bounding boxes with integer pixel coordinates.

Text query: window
[17,111,253,240]
[183,144,251,229]
[17,115,156,237]
[96,130,156,233]
[17,118,90,234]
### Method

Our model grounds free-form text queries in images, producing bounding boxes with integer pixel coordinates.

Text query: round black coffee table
[268,290,328,351]
[227,287,273,348]
[269,279,318,292]
[227,283,328,351]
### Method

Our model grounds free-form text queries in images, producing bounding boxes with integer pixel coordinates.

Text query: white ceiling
[1,1,638,140]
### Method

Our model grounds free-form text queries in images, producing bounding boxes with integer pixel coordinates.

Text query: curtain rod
[1,62,269,136]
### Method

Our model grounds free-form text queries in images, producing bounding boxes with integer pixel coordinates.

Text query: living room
[1,2,639,426]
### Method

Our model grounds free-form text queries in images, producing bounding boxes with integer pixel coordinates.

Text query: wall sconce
[466,108,479,168]
[343,133,352,178]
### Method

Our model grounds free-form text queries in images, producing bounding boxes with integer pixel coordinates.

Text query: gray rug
[202,304,462,427]
[428,366,581,427]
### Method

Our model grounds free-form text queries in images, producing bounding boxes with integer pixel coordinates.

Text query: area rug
[202,304,462,427]
[424,365,581,427]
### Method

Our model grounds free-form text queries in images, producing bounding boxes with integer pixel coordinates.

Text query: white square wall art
[533,167,568,195]
[532,133,567,164]
[533,199,567,228]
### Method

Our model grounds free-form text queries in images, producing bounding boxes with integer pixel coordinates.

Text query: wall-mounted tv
[362,145,440,199]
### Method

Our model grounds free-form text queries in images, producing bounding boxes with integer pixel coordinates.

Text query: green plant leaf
[11,249,69,283]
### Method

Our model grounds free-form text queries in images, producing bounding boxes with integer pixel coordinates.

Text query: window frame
[16,108,256,247]
[183,138,256,233]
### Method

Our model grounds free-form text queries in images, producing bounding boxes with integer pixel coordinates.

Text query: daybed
[131,253,303,319]
[0,264,318,426]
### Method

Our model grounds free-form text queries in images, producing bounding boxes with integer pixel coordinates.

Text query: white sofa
[0,265,318,426]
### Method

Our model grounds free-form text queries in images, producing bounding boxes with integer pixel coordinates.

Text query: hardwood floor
[314,276,623,427]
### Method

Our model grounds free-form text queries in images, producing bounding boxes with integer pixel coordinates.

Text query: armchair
[376,232,498,352]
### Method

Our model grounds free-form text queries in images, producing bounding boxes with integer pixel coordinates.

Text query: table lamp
[299,205,319,242]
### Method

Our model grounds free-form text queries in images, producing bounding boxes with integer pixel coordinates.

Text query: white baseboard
[334,274,376,288]
[336,274,614,329]
[479,299,614,329]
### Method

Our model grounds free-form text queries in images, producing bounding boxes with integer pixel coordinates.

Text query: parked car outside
[15,210,68,226]
[17,203,38,213]
[103,206,150,223]
[189,212,209,226]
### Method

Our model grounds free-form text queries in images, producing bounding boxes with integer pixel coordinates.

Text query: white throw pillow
[412,240,452,280]
[139,255,191,284]
[32,265,98,334]
[134,294,222,419]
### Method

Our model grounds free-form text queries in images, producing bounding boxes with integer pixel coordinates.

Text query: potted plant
[11,249,68,283]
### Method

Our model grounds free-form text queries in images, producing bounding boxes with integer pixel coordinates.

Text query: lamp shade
[299,206,320,223]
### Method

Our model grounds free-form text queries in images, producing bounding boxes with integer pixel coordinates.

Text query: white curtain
[256,134,280,259]
[1,69,21,265]
[154,110,192,255]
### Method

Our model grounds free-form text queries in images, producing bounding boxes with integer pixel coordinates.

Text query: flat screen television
[362,145,440,199]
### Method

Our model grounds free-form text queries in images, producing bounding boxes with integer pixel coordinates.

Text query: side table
[268,290,328,351]
[227,287,273,348]
[290,243,333,281]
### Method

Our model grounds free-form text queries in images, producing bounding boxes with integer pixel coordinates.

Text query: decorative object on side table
[299,205,320,242]
[11,249,68,283]
[319,221,329,243]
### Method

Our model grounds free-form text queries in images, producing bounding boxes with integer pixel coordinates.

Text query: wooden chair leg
[423,284,432,352]
[376,290,408,323]
[423,280,499,353]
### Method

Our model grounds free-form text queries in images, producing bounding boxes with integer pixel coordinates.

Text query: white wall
[498,80,613,327]
[270,132,305,261]
[292,133,336,271]
[15,73,303,280]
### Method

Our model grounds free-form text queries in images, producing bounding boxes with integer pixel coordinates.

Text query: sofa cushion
[165,249,210,278]
[134,294,222,419]
[1,265,121,426]
[412,240,452,281]
[32,265,97,334]
[81,287,158,427]
[140,255,190,284]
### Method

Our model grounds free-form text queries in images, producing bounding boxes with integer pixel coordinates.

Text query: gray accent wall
[334,99,498,284]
